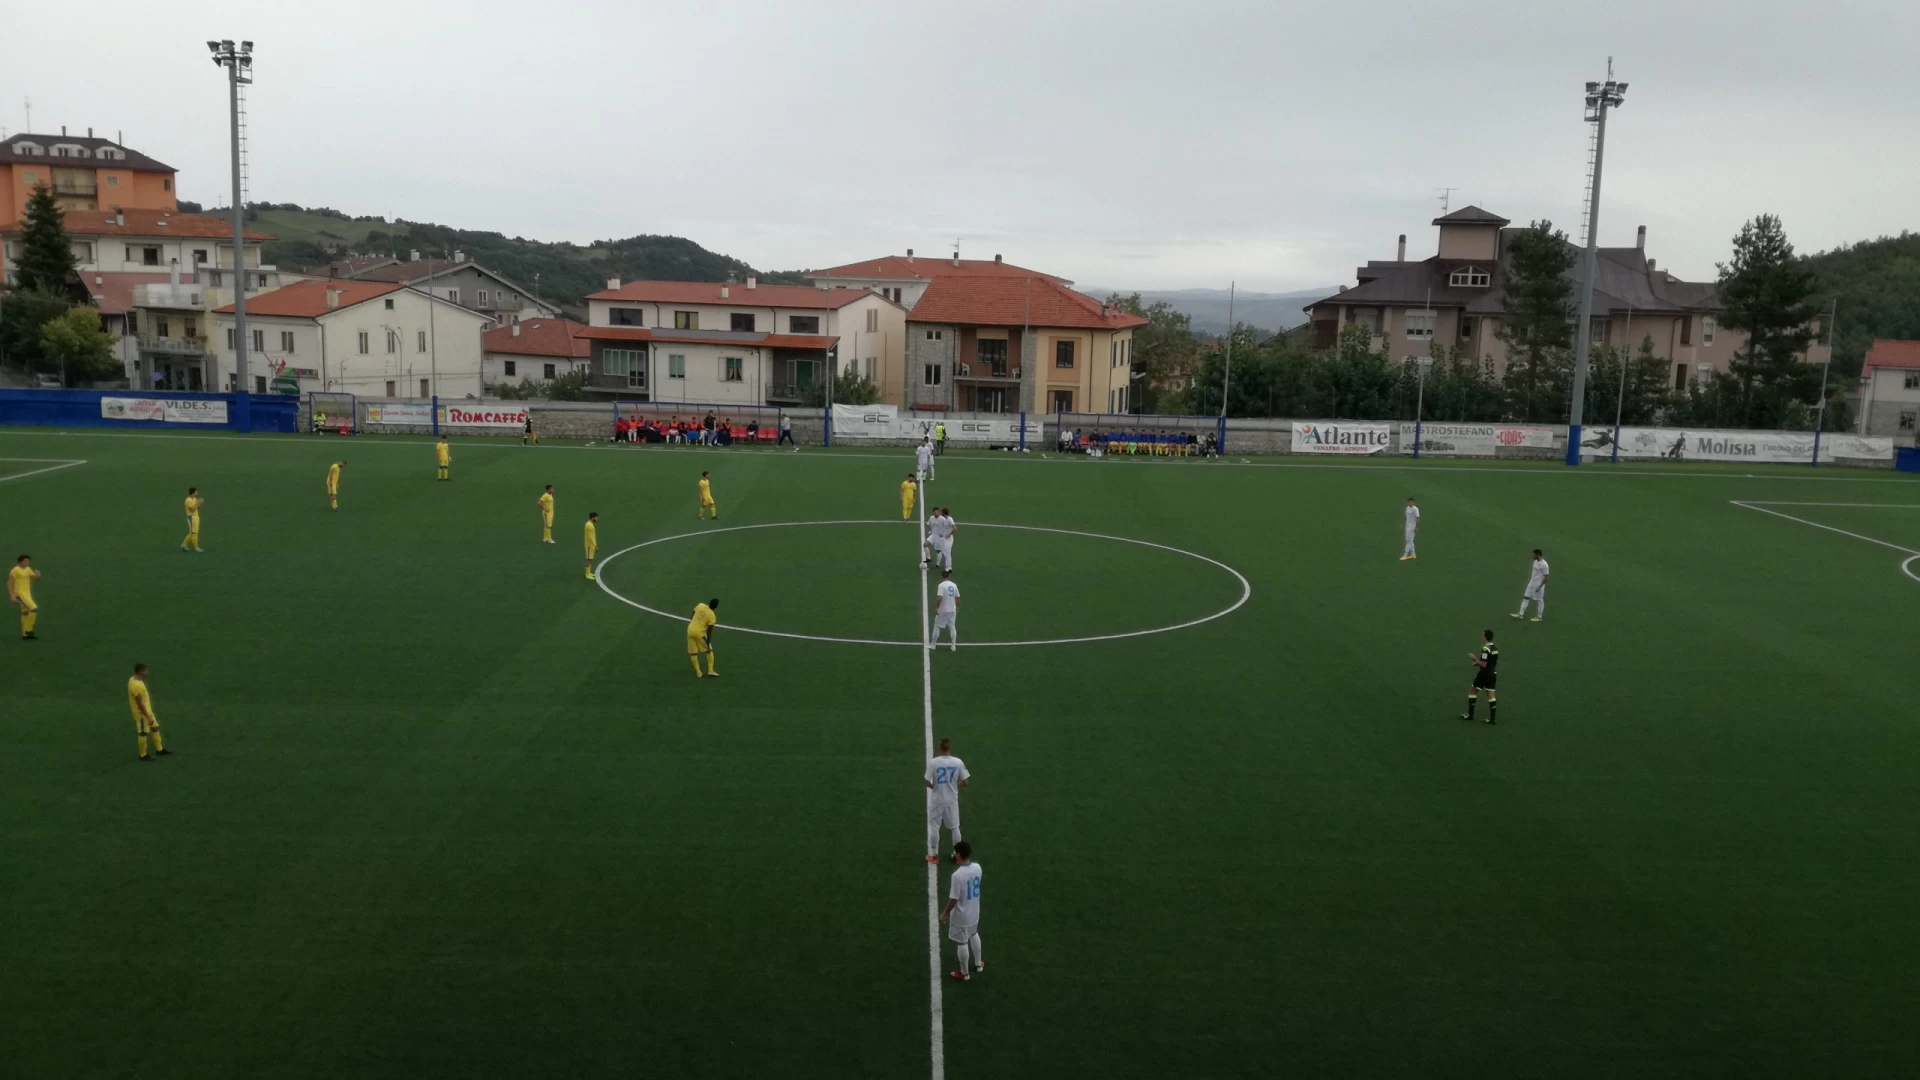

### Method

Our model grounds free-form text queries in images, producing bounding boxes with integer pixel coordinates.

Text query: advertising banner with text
[1397,423,1556,455]
[1577,426,1893,463]
[441,405,529,428]
[365,402,434,426]
[1291,421,1392,455]
[832,404,910,439]
[99,397,229,425]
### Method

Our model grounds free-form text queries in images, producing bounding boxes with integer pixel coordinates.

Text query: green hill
[1804,231,1920,376]
[237,204,805,308]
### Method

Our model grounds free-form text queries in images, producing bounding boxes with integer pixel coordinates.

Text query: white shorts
[928,798,959,831]
[933,611,956,630]
[947,919,977,944]
[1525,582,1547,600]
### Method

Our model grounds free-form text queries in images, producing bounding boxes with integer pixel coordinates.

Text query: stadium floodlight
[1566,59,1628,466]
[210,36,257,430]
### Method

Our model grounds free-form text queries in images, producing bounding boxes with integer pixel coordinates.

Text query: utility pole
[1566,59,1627,466]
[1812,298,1838,466]
[209,39,255,430]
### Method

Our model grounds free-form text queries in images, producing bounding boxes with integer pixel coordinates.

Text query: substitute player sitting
[687,597,720,678]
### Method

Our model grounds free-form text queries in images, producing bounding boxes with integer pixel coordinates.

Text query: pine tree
[13,184,79,293]
[1717,215,1821,427]
[1498,221,1576,421]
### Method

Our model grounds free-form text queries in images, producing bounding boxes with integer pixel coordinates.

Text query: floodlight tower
[1565,62,1627,466]
[210,39,254,429]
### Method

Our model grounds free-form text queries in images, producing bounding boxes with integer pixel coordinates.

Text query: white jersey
[926,754,968,803]
[1404,505,1420,529]
[1527,558,1550,588]
[948,862,982,927]
[917,445,933,469]
[930,514,953,540]
[936,580,959,615]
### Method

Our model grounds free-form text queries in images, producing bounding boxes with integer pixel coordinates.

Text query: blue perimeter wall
[0,390,298,433]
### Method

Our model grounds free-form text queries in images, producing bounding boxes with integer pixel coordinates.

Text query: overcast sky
[5,0,1915,293]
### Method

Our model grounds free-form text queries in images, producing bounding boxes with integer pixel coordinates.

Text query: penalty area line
[1729,500,1920,558]
[0,458,87,485]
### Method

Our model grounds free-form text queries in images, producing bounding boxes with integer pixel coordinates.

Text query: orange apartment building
[1,129,178,224]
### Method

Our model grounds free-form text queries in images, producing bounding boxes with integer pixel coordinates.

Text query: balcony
[139,335,209,356]
[472,296,524,313]
[53,180,98,196]
[766,381,809,402]
[956,363,1020,381]
[132,283,204,309]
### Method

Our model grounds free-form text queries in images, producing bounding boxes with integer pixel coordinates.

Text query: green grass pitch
[2,430,1917,1078]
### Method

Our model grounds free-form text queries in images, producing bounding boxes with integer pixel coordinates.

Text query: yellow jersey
[538,492,555,517]
[698,478,713,503]
[435,442,450,465]
[128,676,154,722]
[901,479,917,502]
[184,495,203,519]
[688,602,717,638]
[326,463,342,490]
[8,564,35,605]
[584,520,598,552]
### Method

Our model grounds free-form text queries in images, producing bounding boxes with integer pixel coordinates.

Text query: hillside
[1804,231,1920,376]
[234,205,805,308]
[1083,286,1332,338]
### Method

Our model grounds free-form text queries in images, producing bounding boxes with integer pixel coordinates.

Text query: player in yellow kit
[537,485,556,543]
[181,487,205,552]
[129,663,171,760]
[687,597,719,678]
[435,437,452,481]
[901,472,918,520]
[326,460,346,511]
[584,511,599,580]
[698,471,717,520]
[8,554,41,639]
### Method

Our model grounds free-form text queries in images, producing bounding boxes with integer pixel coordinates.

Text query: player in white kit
[1401,497,1421,560]
[931,569,960,650]
[940,840,984,981]
[916,439,935,481]
[926,507,956,572]
[924,736,969,862]
[1512,548,1550,621]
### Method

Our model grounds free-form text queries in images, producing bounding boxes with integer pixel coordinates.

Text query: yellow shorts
[687,633,710,656]
[585,546,597,559]
[132,713,157,734]
[543,513,554,527]
[327,485,338,496]
[701,497,716,508]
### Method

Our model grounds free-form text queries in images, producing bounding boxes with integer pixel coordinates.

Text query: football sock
[956,943,971,974]
[969,933,982,967]
[690,656,703,678]
[706,652,717,675]
[183,532,194,547]
[23,612,36,634]
[330,498,338,509]
[137,734,148,758]
[543,527,552,542]
[150,729,164,753]
[1488,700,1497,721]
[1466,696,1477,718]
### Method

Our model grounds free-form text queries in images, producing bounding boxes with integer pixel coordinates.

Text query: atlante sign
[1291,421,1391,455]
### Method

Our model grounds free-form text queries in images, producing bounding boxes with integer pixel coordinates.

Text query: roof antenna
[1438,187,1456,215]
[23,96,31,133]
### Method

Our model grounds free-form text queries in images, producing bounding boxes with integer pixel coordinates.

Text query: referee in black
[1463,629,1498,724]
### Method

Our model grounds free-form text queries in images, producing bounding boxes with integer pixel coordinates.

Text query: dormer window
[98,147,124,160]
[52,143,88,158]
[1449,266,1491,288]
[12,141,44,155]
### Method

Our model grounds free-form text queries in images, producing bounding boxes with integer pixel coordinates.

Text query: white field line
[1729,500,1920,557]
[919,471,945,1080]
[4,428,1918,483]
[1735,501,1920,508]
[0,458,87,484]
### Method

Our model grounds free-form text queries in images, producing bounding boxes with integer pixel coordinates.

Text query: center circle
[594,520,1251,647]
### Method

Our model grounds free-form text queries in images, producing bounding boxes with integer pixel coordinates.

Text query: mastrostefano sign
[1291,421,1391,455]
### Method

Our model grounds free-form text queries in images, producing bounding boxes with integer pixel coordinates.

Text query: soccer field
[3,428,1917,1079]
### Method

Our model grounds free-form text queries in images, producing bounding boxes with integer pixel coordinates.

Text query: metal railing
[138,335,210,355]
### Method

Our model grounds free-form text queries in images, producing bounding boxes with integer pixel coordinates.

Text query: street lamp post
[1566,65,1627,466]
[1812,298,1838,466]
[1411,354,1433,458]
[209,38,254,432]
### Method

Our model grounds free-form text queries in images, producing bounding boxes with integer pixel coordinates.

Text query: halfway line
[918,466,945,1080]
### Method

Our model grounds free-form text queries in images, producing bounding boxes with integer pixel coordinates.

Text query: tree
[804,364,879,407]
[1582,335,1671,427]
[38,306,119,384]
[1417,344,1506,422]
[1106,293,1199,414]
[0,288,73,371]
[1717,214,1821,427]
[1499,220,1576,421]
[12,185,79,293]
[1181,323,1269,416]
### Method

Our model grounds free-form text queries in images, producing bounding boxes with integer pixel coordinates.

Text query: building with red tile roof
[1858,339,1920,437]
[483,317,591,389]
[807,250,1066,309]
[1,131,179,223]
[210,280,491,399]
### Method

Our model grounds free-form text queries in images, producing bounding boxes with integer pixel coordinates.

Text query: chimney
[952,251,961,266]
[114,209,125,226]
[1646,258,1656,272]
[169,257,180,286]
[326,288,342,309]
[511,322,522,337]
[746,275,757,290]
[721,286,730,299]
[410,250,420,261]
[1636,225,1646,251]
[1397,234,1407,261]
[906,248,914,261]
[87,127,93,137]
[606,276,620,291]
[61,125,67,135]
[454,251,466,263]
[994,254,1002,263]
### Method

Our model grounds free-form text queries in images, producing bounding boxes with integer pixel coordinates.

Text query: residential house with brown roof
[574,277,905,405]
[211,279,489,398]
[808,250,1065,310]
[1302,206,1828,393]
[1,130,177,222]
[318,251,562,325]
[905,274,1147,415]
[483,318,591,390]
[1857,339,1920,439]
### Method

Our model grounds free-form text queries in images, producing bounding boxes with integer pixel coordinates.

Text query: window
[184,317,197,338]
[1703,317,1716,346]
[789,315,820,334]
[252,329,265,352]
[610,307,644,326]
[106,174,119,188]
[255,374,266,393]
[446,289,459,302]
[926,329,943,341]
[1460,316,1477,340]
[141,246,161,266]
[504,360,517,377]
[384,298,395,310]
[385,330,398,354]
[866,308,879,333]
[1680,317,1692,346]
[722,356,743,382]
[543,363,556,380]
[162,178,172,191]
[1111,340,1118,369]
[1673,363,1689,391]
[1448,266,1491,287]
[193,248,208,264]
[420,379,429,397]
[668,354,686,379]
[674,310,699,330]
[730,313,755,332]
[226,328,236,349]
[385,380,396,396]
[280,331,295,352]
[358,331,370,354]
[1405,310,1435,339]
[605,349,647,387]
[157,316,172,338]
[924,363,943,387]
[1905,373,1920,390]
[1900,409,1918,431]
[1349,307,1382,333]
[602,351,630,376]
[417,330,427,352]
[1051,390,1074,412]
[21,170,36,185]
[977,338,1008,374]
[477,290,489,307]
[1054,340,1076,368]
[864,357,876,381]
